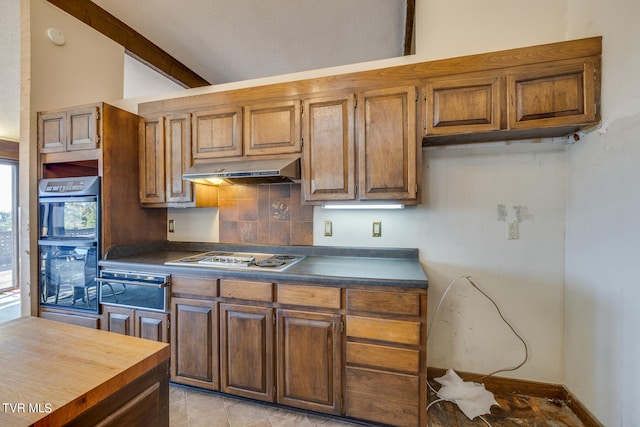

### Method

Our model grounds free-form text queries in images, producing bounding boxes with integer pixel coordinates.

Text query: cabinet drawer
[171,276,218,298]
[220,279,273,302]
[346,289,421,316]
[346,316,420,346]
[346,342,420,374]
[277,285,341,309]
[346,367,420,427]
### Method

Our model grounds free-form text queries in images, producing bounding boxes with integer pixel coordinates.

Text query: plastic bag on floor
[434,368,499,420]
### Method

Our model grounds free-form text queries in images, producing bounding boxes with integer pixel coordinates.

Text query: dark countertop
[100,242,428,288]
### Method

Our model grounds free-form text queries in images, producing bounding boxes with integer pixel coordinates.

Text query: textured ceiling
[0,0,407,141]
[92,0,407,84]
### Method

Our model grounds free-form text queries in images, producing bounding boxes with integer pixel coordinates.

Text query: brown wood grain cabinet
[345,288,427,427]
[276,309,342,415]
[357,86,419,201]
[102,305,170,343]
[507,59,598,130]
[302,87,420,204]
[168,274,426,426]
[39,306,101,329]
[38,105,100,153]
[139,113,217,208]
[171,297,219,390]
[302,94,356,202]
[220,303,275,402]
[424,74,502,136]
[244,99,301,156]
[192,106,243,159]
[423,57,600,145]
[38,103,167,326]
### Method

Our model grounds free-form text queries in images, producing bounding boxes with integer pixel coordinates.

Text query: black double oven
[38,176,100,312]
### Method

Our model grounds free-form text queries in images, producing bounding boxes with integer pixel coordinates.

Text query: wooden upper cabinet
[244,100,301,155]
[357,86,418,201]
[507,59,598,130]
[139,113,217,207]
[192,106,243,159]
[424,74,502,136]
[39,105,100,153]
[302,94,356,202]
[165,113,193,204]
[139,116,166,204]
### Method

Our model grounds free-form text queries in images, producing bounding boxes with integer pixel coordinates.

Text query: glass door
[0,162,19,322]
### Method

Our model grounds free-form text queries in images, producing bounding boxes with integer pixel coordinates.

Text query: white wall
[564,1,640,425]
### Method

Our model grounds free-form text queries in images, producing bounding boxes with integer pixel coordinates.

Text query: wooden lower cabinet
[345,367,420,427]
[171,297,219,390]
[168,279,426,427]
[101,305,169,343]
[220,303,274,401]
[276,309,342,415]
[39,307,101,329]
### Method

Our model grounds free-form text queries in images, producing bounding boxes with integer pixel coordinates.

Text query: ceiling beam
[45,0,210,88]
[404,0,415,55]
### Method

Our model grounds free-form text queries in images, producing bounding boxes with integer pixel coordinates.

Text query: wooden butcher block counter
[0,316,170,427]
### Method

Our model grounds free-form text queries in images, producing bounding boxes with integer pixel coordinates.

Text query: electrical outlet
[324,221,333,237]
[507,221,519,240]
[372,221,382,237]
[168,219,175,233]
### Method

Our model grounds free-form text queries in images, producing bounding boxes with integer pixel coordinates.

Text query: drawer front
[346,342,420,374]
[171,276,218,298]
[346,316,421,346]
[345,367,420,427]
[220,279,273,302]
[277,285,341,309]
[346,289,421,316]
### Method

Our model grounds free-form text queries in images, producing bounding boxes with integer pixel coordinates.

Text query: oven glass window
[39,199,98,240]
[39,244,98,312]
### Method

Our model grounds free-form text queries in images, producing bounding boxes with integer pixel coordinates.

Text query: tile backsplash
[218,183,313,245]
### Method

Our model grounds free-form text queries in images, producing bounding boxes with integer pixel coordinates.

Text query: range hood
[183,157,300,185]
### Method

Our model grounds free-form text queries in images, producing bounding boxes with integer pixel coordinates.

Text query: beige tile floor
[170,385,363,427]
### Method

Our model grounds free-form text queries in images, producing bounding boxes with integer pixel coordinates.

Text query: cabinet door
[165,113,193,204]
[139,116,166,204]
[192,106,243,159]
[302,94,356,202]
[357,87,418,201]
[102,305,135,336]
[220,304,274,402]
[276,309,341,415]
[244,100,301,155]
[424,74,502,135]
[171,297,219,390]
[136,310,170,343]
[67,105,100,151]
[38,111,66,153]
[508,59,597,130]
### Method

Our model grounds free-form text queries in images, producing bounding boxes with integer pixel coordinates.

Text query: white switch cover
[372,221,382,237]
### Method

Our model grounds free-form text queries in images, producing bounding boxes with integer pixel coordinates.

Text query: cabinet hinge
[273,385,277,396]
[354,184,358,197]
[301,103,304,115]
[340,320,344,333]
[301,136,304,148]
[273,314,276,325]
[354,94,357,109]
[415,87,419,102]
[423,89,427,101]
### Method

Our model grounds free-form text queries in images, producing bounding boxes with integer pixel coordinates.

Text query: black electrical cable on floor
[425,275,530,425]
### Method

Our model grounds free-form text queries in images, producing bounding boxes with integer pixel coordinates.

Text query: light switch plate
[324,221,333,237]
[372,221,382,237]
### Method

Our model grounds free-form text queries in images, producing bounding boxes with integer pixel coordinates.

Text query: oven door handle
[94,277,170,288]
